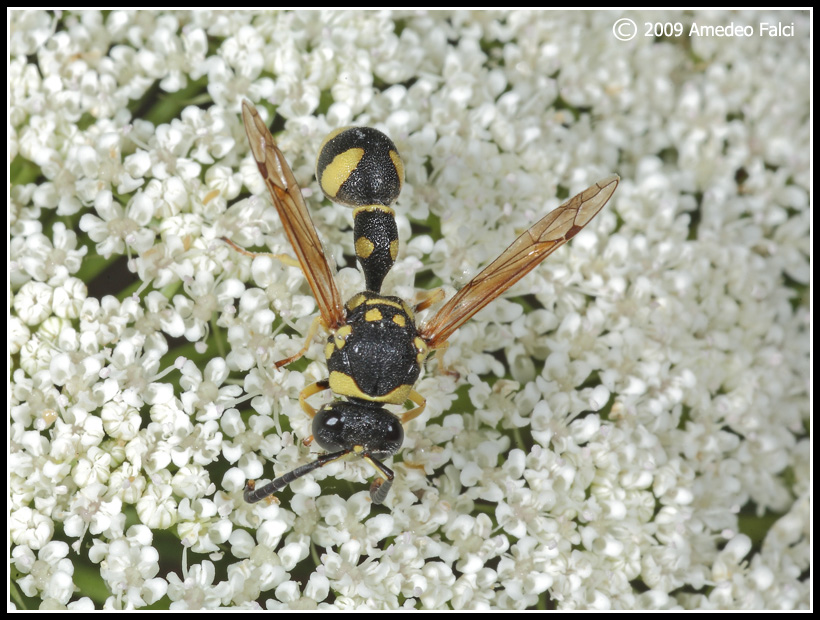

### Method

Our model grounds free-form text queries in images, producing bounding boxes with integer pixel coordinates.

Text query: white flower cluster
[10,9,808,610]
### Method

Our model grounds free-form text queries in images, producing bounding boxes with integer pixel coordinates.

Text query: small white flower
[90,526,168,608]
[13,222,88,286]
[79,190,156,258]
[10,507,54,554]
[136,476,178,530]
[9,315,31,355]
[14,540,75,605]
[63,482,125,550]
[167,558,230,609]
[51,277,87,320]
[13,280,54,325]
[179,357,243,416]
[176,495,231,553]
[173,270,245,343]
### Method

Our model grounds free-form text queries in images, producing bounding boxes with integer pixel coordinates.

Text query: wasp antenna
[245,449,350,504]
[370,476,393,505]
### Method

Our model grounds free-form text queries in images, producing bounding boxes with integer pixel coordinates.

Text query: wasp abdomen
[316,126,405,294]
[353,206,399,292]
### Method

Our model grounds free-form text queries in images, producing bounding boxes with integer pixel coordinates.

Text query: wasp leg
[361,453,395,504]
[402,459,427,471]
[438,342,459,378]
[244,448,350,503]
[425,341,458,379]
[299,379,331,418]
[300,379,332,446]
[274,315,328,369]
[223,235,333,367]
[401,389,427,425]
[414,288,445,313]
[223,235,330,368]
[221,236,301,269]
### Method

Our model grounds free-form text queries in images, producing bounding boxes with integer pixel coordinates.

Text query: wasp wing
[242,101,345,330]
[420,175,619,349]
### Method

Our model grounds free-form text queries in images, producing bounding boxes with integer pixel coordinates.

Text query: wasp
[232,101,618,505]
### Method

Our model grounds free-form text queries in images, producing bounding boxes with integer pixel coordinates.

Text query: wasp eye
[381,418,404,448]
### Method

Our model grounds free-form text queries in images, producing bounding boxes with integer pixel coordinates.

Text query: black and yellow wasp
[233,101,618,505]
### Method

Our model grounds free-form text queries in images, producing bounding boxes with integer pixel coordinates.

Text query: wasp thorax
[316,126,405,208]
[326,292,422,405]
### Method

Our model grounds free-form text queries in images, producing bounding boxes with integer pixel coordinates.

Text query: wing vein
[420,175,619,349]
[242,101,345,330]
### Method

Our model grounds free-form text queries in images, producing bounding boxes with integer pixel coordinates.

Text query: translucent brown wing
[420,174,619,349]
[242,101,345,330]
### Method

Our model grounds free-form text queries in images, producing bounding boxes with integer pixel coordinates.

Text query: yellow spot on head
[365,308,383,322]
[392,315,406,327]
